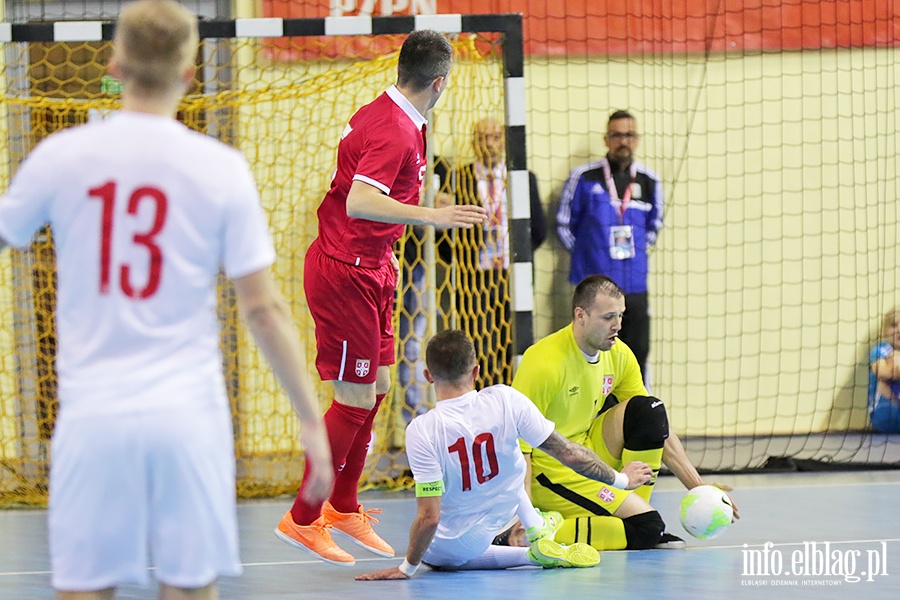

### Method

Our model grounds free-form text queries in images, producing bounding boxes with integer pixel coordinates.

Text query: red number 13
[89,181,168,299]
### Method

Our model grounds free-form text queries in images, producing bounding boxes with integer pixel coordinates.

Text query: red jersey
[314,86,428,268]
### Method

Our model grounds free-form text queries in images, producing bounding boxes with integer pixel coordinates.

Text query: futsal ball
[679,485,733,540]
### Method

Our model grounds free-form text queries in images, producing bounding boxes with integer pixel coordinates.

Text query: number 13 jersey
[405,385,555,540]
[0,111,275,418]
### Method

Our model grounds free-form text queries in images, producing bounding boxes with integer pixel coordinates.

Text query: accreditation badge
[609,225,635,260]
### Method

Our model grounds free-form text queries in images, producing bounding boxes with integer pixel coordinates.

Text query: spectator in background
[868,307,900,433]
[557,110,663,382]
[434,117,547,388]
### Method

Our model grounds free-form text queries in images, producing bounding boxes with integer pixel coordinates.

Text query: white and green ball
[679,485,734,540]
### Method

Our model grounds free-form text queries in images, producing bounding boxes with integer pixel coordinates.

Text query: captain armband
[415,480,444,497]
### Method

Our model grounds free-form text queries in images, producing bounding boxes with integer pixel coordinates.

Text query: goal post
[0,14,531,506]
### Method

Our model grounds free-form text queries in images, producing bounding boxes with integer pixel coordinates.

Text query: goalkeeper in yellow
[513,275,740,550]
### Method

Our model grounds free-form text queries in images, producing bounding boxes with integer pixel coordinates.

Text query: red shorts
[304,240,396,384]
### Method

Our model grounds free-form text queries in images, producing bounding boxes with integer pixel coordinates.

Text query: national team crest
[602,375,614,395]
[598,487,615,503]
[355,359,371,378]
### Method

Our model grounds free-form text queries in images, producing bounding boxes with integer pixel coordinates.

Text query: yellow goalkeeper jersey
[513,324,647,480]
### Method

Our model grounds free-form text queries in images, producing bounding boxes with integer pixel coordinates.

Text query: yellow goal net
[0,19,521,507]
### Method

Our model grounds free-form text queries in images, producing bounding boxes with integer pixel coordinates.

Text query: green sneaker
[526,539,600,568]
[525,510,563,543]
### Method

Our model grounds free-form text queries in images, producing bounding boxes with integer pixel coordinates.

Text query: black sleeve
[528,171,547,251]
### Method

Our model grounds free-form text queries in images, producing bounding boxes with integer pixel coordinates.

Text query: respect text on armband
[415,481,444,497]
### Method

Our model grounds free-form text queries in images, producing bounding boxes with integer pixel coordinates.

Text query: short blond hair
[114,0,198,93]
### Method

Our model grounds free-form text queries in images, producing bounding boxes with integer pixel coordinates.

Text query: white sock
[516,487,544,532]
[455,545,534,570]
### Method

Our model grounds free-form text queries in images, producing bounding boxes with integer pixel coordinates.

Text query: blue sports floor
[2,471,899,599]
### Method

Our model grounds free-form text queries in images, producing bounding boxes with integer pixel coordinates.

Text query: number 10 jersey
[405,385,555,541]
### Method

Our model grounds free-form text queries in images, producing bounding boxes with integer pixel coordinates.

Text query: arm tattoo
[536,430,616,485]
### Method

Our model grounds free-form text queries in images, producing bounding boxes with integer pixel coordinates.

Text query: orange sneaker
[274,511,356,566]
[322,501,395,558]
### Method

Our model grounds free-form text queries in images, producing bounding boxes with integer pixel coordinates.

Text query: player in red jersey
[275,30,487,565]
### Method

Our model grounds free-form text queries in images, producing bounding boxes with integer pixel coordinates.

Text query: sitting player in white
[356,329,652,579]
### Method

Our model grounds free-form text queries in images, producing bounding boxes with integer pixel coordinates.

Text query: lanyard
[474,161,506,227]
[602,160,638,222]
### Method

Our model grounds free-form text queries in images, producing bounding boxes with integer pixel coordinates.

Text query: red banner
[260,1,403,60]
[261,0,900,57]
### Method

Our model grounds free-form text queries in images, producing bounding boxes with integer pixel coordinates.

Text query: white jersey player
[357,330,653,580]
[408,384,555,567]
[0,2,332,599]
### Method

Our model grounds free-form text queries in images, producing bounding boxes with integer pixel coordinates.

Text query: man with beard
[512,276,740,551]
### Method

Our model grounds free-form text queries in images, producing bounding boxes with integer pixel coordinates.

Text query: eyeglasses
[606,132,639,141]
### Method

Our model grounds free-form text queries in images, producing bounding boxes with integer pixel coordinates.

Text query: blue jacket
[869,342,900,403]
[557,158,664,292]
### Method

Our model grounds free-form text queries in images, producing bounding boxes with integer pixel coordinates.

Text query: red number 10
[448,432,500,492]
[89,181,168,299]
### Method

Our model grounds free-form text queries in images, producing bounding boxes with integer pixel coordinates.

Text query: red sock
[328,394,385,514]
[291,399,371,525]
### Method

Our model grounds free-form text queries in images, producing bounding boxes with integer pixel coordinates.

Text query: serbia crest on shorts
[355,359,370,378]
[598,487,615,502]
[602,375,614,395]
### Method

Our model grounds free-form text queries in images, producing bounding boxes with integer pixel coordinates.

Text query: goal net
[0,15,524,506]
[2,4,899,507]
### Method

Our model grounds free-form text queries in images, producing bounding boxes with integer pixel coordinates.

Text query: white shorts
[422,527,499,568]
[49,405,241,591]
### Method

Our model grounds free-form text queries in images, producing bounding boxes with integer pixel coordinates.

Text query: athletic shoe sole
[528,539,600,568]
[273,527,356,567]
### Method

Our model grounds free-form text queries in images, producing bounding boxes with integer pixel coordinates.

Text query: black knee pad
[623,395,669,451]
[622,511,665,550]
